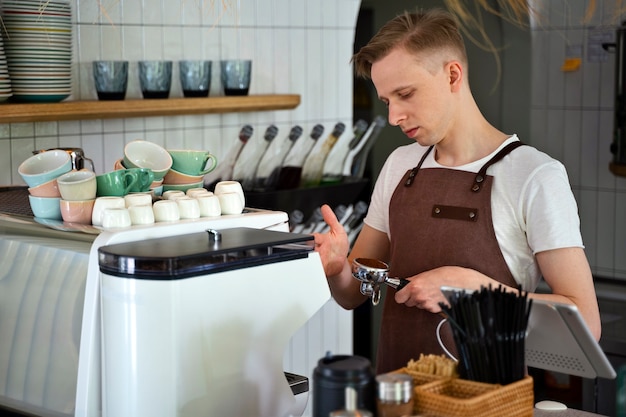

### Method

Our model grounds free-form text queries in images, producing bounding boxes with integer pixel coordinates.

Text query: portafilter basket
[351,258,409,306]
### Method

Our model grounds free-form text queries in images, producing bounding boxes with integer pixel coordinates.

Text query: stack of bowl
[19,149,73,220]
[162,149,217,193]
[0,0,72,103]
[0,32,12,102]
[57,170,97,224]
[121,140,172,196]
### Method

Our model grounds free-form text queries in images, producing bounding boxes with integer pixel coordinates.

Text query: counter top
[535,408,607,416]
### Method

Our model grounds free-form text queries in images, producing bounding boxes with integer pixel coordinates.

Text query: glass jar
[376,372,414,417]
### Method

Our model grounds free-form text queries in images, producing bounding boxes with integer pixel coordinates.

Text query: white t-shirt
[363,135,583,291]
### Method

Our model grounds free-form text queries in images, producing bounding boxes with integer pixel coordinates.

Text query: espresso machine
[96,226,328,417]
[0,207,338,417]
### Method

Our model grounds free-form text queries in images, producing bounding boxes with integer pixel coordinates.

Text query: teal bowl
[19,150,72,187]
[28,195,62,220]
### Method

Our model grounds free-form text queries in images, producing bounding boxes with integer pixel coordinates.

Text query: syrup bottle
[300,121,346,188]
[253,125,303,191]
[320,119,369,185]
[204,124,253,190]
[275,124,325,190]
[234,124,279,191]
[345,115,386,178]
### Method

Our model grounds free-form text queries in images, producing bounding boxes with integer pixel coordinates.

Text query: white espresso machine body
[96,225,330,417]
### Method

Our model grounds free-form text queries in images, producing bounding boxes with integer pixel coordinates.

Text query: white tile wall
[0,1,361,415]
[1,0,360,188]
[529,0,626,280]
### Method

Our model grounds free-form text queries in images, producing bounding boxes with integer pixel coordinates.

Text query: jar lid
[315,354,373,381]
[376,373,413,402]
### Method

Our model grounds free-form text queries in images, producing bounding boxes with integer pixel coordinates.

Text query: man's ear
[447,61,463,92]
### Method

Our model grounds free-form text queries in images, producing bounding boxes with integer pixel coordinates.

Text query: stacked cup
[19,149,73,220]
[122,140,171,196]
[57,170,97,224]
[162,149,217,193]
[213,180,245,215]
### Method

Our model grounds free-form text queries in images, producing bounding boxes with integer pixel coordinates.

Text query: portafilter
[351,258,409,306]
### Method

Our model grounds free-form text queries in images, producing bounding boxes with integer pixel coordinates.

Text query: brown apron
[375,141,523,374]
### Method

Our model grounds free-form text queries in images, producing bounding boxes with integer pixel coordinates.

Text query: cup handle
[82,157,96,172]
[142,170,155,190]
[123,171,139,194]
[199,153,218,175]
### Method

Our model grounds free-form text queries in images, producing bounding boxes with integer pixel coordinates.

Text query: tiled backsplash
[0,0,359,192]
[529,0,626,280]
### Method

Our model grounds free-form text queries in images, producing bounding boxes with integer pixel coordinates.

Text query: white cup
[176,197,200,219]
[217,191,244,215]
[213,180,245,208]
[162,190,186,200]
[102,207,132,229]
[197,194,221,217]
[92,196,126,226]
[186,188,211,198]
[153,199,180,222]
[128,204,155,225]
[124,193,153,207]
[57,169,97,201]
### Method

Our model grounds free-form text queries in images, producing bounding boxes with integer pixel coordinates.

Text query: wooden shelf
[0,94,300,123]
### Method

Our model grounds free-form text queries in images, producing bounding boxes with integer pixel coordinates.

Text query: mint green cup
[96,170,138,196]
[168,149,218,176]
[125,168,154,192]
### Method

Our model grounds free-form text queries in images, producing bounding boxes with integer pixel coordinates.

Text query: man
[313,8,601,374]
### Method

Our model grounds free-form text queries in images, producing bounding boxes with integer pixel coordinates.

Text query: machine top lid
[98,227,315,279]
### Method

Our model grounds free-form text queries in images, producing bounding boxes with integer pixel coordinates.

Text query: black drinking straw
[440,284,533,385]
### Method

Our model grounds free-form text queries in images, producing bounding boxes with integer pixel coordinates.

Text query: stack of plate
[0,0,72,103]
[0,32,12,102]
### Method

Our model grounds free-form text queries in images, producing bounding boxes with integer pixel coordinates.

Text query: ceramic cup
[152,199,180,222]
[93,60,129,100]
[19,149,72,188]
[176,197,200,219]
[196,194,221,217]
[96,170,138,197]
[220,59,251,96]
[179,60,212,97]
[138,60,173,99]
[151,185,164,197]
[113,158,126,170]
[217,191,244,215]
[102,207,132,229]
[28,195,62,220]
[168,149,218,176]
[57,169,97,201]
[213,180,245,208]
[161,190,186,200]
[123,140,172,181]
[125,167,154,192]
[124,193,153,207]
[162,168,205,185]
[28,177,61,198]
[128,204,155,225]
[162,181,204,193]
[92,196,126,226]
[186,188,211,198]
[59,199,96,224]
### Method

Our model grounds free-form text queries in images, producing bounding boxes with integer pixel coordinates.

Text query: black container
[312,353,376,417]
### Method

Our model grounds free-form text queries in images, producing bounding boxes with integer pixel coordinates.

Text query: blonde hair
[352,8,467,80]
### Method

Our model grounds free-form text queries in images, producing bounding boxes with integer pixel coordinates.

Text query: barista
[313,8,601,374]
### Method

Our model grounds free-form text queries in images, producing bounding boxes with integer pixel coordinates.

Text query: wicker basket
[394,367,452,386]
[413,376,534,417]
